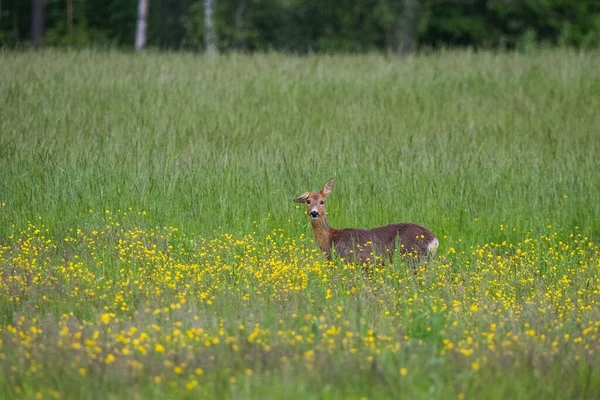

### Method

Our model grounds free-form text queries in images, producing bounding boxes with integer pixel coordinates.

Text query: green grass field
[1,49,599,399]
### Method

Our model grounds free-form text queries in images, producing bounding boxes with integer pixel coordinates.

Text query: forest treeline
[2,0,600,52]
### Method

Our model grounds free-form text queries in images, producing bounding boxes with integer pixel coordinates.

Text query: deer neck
[311,215,334,255]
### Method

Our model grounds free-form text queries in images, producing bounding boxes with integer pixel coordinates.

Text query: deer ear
[294,192,310,203]
[322,178,335,197]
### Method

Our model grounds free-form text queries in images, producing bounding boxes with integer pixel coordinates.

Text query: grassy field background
[1,49,600,399]
[2,50,600,244]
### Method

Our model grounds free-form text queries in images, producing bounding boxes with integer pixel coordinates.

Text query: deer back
[331,223,436,262]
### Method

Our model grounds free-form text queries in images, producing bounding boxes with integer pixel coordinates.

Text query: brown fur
[295,179,438,264]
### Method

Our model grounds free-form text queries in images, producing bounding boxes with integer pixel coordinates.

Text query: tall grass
[1,50,600,399]
[1,49,599,246]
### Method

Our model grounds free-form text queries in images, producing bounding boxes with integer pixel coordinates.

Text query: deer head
[294,178,335,221]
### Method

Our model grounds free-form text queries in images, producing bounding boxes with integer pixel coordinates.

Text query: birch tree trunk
[31,0,45,48]
[204,0,217,54]
[135,0,149,51]
[400,0,419,54]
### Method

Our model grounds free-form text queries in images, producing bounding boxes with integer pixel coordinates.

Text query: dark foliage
[1,0,599,51]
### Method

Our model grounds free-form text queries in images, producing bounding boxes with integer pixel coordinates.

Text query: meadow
[1,49,599,399]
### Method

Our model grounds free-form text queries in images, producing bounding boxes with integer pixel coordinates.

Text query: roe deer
[294,178,438,264]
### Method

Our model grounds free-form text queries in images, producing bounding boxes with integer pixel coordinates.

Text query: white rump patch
[427,238,439,254]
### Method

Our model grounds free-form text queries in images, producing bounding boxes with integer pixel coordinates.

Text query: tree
[66,0,73,45]
[204,0,216,53]
[31,0,45,47]
[135,0,148,51]
[400,0,419,54]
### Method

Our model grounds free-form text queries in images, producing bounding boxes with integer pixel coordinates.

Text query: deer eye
[320,201,324,205]
[306,200,311,204]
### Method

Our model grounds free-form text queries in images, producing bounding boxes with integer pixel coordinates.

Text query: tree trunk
[400,0,419,54]
[234,0,247,49]
[31,0,45,48]
[67,0,73,45]
[12,0,19,45]
[135,0,149,51]
[204,0,216,54]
